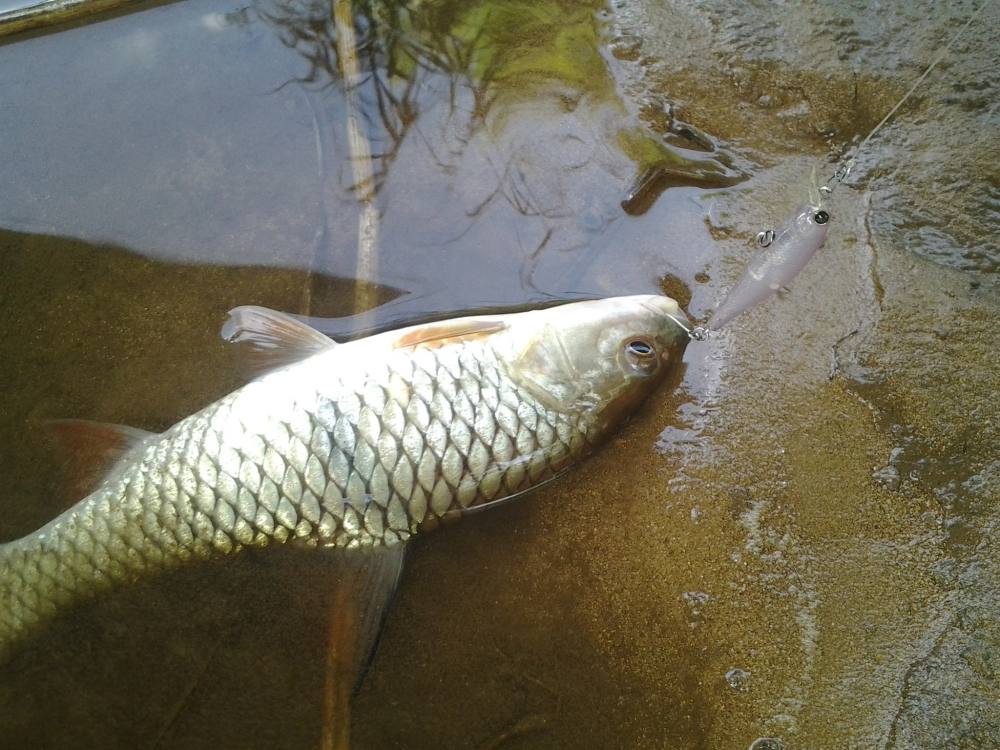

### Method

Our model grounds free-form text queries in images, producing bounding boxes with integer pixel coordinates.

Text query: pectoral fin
[392,318,506,349]
[321,544,406,749]
[221,305,338,376]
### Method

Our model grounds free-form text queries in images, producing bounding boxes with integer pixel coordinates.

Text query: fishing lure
[703,201,829,334]
[679,0,992,341]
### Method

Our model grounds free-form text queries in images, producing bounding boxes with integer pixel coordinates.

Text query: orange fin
[321,544,406,748]
[221,305,337,376]
[45,419,155,501]
[392,319,506,349]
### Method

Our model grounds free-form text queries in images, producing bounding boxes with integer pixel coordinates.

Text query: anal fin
[44,419,155,502]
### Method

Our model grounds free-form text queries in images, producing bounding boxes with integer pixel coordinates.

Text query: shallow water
[1,0,998,748]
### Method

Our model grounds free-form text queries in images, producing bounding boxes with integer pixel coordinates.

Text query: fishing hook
[756,230,775,248]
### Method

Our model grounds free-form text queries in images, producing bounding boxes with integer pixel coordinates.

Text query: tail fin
[0,540,23,663]
[0,537,50,663]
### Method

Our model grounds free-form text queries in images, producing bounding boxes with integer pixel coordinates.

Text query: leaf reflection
[247,0,745,301]
[254,0,741,202]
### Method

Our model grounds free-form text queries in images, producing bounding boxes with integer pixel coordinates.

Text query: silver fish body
[0,295,687,654]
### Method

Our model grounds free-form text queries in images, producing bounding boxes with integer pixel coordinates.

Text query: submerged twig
[476,714,550,750]
[333,0,379,320]
[318,1,381,748]
[321,582,356,750]
[149,631,223,750]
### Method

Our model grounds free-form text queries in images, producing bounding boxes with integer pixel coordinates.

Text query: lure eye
[626,340,654,356]
[814,210,830,225]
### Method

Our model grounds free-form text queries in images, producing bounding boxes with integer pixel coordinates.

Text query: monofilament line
[826,0,995,192]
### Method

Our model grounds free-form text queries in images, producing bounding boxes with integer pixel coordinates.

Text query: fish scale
[0,337,587,650]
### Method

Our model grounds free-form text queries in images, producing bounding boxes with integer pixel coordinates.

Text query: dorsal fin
[392,319,506,349]
[45,419,155,501]
[221,305,338,376]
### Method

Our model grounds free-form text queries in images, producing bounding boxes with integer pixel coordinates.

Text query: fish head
[503,295,689,430]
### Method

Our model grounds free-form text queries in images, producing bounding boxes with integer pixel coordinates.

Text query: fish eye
[622,337,660,376]
[626,340,654,356]
[814,210,830,225]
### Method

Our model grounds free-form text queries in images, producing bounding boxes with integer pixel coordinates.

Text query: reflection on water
[2,0,999,748]
[0,0,740,322]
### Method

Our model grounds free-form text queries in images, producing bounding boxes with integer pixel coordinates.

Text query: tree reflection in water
[250,0,743,285]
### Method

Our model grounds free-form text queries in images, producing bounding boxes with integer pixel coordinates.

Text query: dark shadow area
[0,228,401,539]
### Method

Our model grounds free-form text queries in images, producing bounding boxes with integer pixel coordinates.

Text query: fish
[0,295,688,672]
[705,203,830,331]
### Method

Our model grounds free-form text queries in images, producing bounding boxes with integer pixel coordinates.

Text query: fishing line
[663,311,694,338]
[822,0,995,195]
[676,0,994,343]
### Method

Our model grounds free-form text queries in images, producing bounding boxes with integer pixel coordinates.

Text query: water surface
[1,1,997,748]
